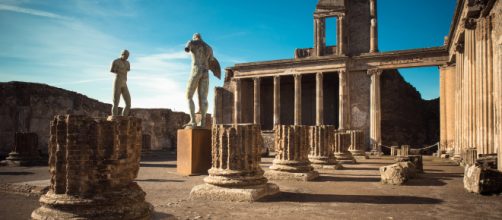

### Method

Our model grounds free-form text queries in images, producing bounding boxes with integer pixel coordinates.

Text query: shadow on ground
[266,192,443,204]
[0,172,34,175]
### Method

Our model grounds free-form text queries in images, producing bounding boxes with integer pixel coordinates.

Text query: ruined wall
[0,81,191,154]
[380,70,439,148]
[348,70,371,149]
[346,0,371,55]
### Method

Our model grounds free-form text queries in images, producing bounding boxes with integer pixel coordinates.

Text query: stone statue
[184,33,221,128]
[110,49,131,116]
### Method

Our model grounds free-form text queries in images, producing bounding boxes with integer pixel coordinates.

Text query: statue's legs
[185,67,203,128]
[197,72,209,127]
[112,77,124,116]
[121,84,131,116]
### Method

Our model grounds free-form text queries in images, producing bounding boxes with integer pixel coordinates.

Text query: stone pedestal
[177,128,212,176]
[308,125,342,169]
[347,130,367,159]
[4,132,41,166]
[390,146,398,156]
[31,115,152,220]
[465,148,477,166]
[190,124,279,202]
[333,130,356,164]
[265,125,319,181]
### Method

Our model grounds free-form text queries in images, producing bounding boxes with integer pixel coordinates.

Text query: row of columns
[451,15,498,162]
[234,70,350,129]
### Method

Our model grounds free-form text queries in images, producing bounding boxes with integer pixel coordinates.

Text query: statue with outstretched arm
[184,33,221,128]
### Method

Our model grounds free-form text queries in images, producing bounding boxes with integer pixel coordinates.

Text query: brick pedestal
[31,115,152,220]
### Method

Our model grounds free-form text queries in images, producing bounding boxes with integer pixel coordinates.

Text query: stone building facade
[215,0,448,152]
[439,0,502,171]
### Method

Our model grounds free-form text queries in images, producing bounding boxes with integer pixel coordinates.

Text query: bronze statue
[184,33,220,128]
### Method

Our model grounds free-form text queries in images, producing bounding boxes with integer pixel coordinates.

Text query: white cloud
[0,4,70,20]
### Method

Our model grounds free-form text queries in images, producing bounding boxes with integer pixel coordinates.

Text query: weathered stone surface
[142,134,151,152]
[464,164,502,195]
[0,81,195,154]
[265,125,319,181]
[3,132,41,166]
[308,125,342,169]
[396,155,423,174]
[347,130,366,158]
[31,115,152,220]
[380,162,415,185]
[190,124,279,201]
[333,130,356,164]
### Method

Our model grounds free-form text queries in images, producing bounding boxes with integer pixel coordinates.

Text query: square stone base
[311,163,344,170]
[189,183,279,202]
[337,159,357,164]
[264,170,319,181]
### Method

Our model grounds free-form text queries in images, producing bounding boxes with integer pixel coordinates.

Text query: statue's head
[192,33,202,41]
[121,49,130,60]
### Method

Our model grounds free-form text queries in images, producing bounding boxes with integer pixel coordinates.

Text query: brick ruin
[31,115,152,220]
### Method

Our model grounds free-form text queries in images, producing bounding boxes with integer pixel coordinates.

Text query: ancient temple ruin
[215,0,448,154]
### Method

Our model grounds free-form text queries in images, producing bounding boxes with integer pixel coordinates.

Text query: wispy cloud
[0,4,70,20]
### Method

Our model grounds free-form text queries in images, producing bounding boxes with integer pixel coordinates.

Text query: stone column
[348,130,367,159]
[440,66,447,154]
[445,65,457,154]
[31,115,152,220]
[465,23,476,157]
[337,15,345,55]
[234,78,241,124]
[316,72,324,126]
[308,125,341,169]
[369,0,378,53]
[190,124,279,201]
[333,130,356,164]
[338,69,348,130]
[4,132,41,166]
[314,17,326,57]
[368,69,382,155]
[294,74,302,125]
[454,46,464,161]
[265,125,319,181]
[253,77,261,125]
[274,76,281,125]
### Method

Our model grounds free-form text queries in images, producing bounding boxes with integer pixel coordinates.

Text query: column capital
[253,77,261,83]
[367,69,383,76]
[455,42,465,53]
[273,75,280,81]
[294,73,302,80]
[338,69,347,75]
[464,18,477,30]
[316,72,324,79]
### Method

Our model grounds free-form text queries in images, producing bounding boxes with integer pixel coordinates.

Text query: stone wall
[0,81,192,154]
[380,70,439,148]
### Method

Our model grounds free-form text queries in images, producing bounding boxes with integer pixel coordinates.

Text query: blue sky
[0,0,456,112]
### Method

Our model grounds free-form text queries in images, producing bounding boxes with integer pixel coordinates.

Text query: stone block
[464,164,502,195]
[380,162,415,185]
[176,128,211,176]
[396,155,423,173]
[190,183,279,202]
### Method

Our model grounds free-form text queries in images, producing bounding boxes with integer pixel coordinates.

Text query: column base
[264,170,319,181]
[354,155,369,160]
[309,156,344,169]
[349,150,366,157]
[334,153,357,164]
[31,183,152,220]
[189,183,280,202]
[2,152,42,166]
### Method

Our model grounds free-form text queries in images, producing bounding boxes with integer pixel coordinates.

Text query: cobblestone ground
[1,152,502,220]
